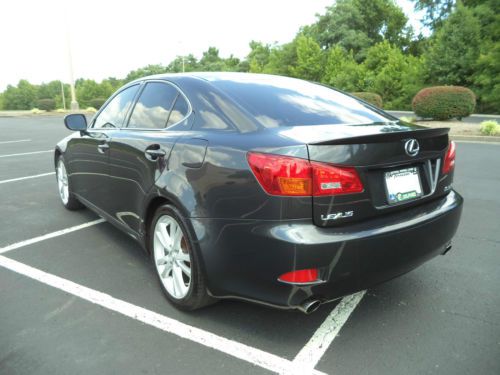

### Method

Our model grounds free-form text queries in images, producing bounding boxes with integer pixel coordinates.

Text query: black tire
[149,204,215,311]
[56,155,84,210]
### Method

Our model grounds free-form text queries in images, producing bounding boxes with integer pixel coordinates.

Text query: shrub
[400,116,417,123]
[350,92,383,108]
[85,107,97,113]
[90,98,106,110]
[412,86,475,120]
[480,120,499,136]
[36,98,56,111]
[31,108,43,114]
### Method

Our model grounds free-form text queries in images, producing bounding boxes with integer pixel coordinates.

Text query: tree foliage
[304,0,410,61]
[423,4,481,86]
[0,0,498,113]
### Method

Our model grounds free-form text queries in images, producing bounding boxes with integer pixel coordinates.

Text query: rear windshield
[210,75,392,127]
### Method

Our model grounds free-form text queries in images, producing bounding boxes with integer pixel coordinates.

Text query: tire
[56,155,84,210]
[149,204,214,310]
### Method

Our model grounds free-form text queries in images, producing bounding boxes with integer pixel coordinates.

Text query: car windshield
[209,74,394,127]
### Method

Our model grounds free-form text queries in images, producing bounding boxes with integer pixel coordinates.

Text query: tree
[471,0,500,112]
[322,45,366,92]
[247,41,271,73]
[198,47,226,71]
[290,36,325,81]
[166,54,199,73]
[124,64,167,82]
[412,0,455,29]
[358,41,425,109]
[263,41,298,76]
[423,4,481,86]
[305,0,410,61]
[2,80,37,109]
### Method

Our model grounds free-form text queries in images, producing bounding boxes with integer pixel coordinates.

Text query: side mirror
[64,114,88,132]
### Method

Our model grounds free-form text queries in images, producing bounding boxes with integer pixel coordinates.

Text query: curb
[451,135,500,143]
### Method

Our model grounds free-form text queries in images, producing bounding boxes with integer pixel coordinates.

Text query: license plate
[385,167,423,205]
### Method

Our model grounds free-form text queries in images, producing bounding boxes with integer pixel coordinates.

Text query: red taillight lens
[247,152,312,196]
[247,152,364,196]
[279,268,319,284]
[442,141,456,174]
[312,162,364,196]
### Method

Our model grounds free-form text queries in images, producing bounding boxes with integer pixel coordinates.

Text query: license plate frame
[384,167,423,205]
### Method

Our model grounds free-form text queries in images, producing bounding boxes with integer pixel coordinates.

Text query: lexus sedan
[56,73,463,313]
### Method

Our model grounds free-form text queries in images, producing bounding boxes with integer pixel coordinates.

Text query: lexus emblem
[404,139,420,157]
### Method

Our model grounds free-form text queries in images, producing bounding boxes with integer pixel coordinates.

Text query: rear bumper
[192,190,463,309]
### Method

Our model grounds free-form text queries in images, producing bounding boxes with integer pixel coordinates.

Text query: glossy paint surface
[56,73,463,309]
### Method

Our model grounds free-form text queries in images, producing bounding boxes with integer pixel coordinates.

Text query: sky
[0,0,424,91]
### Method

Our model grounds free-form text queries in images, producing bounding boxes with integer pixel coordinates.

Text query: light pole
[67,33,79,111]
[60,80,66,110]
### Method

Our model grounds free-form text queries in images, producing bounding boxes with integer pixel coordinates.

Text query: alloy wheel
[153,215,192,299]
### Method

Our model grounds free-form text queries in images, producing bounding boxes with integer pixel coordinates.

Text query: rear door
[107,81,191,235]
[65,84,139,210]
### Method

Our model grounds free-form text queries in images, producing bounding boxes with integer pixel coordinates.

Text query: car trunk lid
[281,123,450,227]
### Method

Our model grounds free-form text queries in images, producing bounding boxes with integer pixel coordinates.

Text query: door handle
[97,143,109,153]
[145,147,166,160]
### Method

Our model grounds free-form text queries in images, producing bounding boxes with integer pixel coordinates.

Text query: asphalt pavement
[0,116,499,375]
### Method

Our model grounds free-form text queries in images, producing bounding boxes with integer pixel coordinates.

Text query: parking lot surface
[1,116,499,375]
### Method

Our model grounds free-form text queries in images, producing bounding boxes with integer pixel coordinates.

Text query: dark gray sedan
[57,73,463,313]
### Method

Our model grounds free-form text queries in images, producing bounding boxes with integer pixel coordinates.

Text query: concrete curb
[451,135,500,143]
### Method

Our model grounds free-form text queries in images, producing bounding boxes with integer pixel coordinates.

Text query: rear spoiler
[310,127,450,146]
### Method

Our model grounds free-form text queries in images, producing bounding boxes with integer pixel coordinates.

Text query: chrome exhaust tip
[298,299,321,314]
[442,242,452,255]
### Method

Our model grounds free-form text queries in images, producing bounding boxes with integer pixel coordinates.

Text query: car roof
[129,72,298,85]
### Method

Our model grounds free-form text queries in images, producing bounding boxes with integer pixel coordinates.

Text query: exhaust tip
[442,242,452,255]
[298,299,321,314]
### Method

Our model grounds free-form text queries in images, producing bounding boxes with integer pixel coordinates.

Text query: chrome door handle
[97,143,109,153]
[145,148,166,159]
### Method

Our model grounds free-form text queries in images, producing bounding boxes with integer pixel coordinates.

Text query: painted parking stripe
[0,172,55,185]
[292,291,366,370]
[0,150,52,158]
[0,255,326,375]
[0,139,31,144]
[0,219,105,255]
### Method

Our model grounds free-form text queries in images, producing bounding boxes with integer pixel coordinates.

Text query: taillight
[246,152,312,196]
[312,162,364,196]
[442,141,456,174]
[247,152,364,196]
[278,268,319,284]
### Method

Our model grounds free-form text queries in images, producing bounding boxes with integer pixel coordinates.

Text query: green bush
[412,86,476,120]
[90,98,106,110]
[480,120,499,136]
[36,98,56,111]
[350,92,383,108]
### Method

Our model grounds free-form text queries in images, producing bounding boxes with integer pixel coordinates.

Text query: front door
[65,84,140,212]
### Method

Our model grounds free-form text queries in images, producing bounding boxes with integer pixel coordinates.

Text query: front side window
[128,82,178,129]
[93,85,139,129]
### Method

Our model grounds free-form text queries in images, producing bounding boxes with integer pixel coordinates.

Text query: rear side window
[166,95,189,127]
[93,85,139,129]
[210,76,392,127]
[128,82,178,129]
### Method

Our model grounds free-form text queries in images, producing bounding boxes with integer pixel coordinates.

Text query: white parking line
[0,150,52,158]
[0,139,31,144]
[292,291,366,370]
[0,172,55,185]
[0,255,326,375]
[0,219,105,255]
